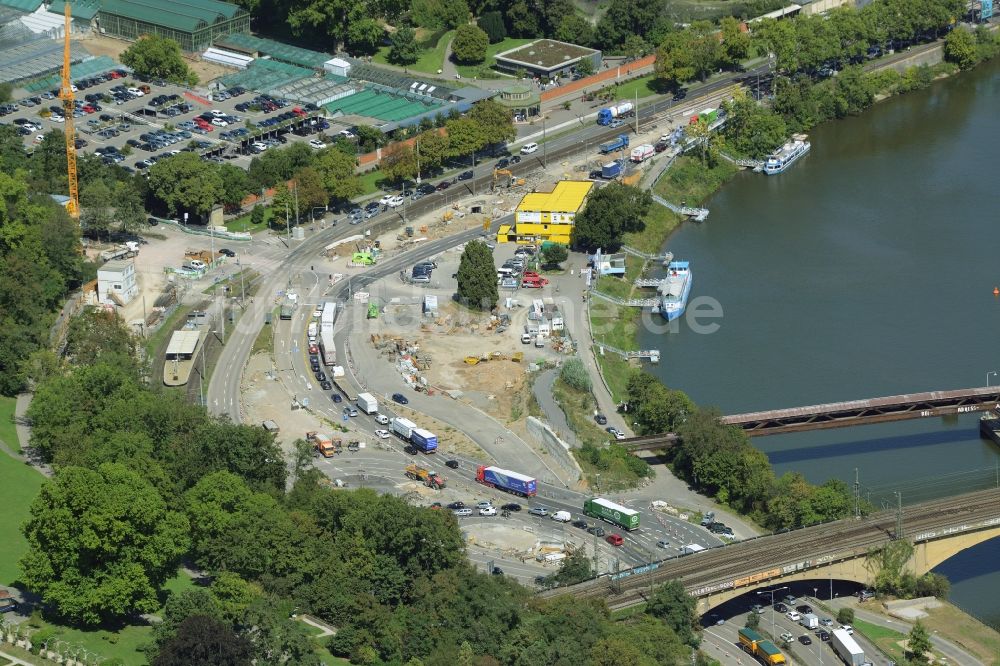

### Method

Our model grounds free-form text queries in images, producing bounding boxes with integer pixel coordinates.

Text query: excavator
[492,168,523,191]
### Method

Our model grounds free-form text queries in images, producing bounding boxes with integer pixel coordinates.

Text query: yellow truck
[405,464,446,489]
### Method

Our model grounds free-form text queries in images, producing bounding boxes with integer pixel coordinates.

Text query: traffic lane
[467,550,550,584]
[700,624,754,666]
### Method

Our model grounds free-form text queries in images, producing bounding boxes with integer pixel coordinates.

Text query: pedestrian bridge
[541,488,1000,614]
[622,386,1000,452]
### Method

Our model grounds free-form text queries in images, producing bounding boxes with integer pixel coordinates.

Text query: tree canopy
[120,36,198,85]
[452,24,490,65]
[388,25,420,66]
[456,240,499,310]
[570,183,649,253]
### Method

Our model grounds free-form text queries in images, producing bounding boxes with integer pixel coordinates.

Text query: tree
[570,182,648,252]
[314,148,362,202]
[354,126,387,153]
[836,607,855,625]
[411,0,468,29]
[720,16,751,67]
[468,99,516,149]
[250,204,266,229]
[148,153,223,220]
[655,31,696,87]
[866,539,915,594]
[944,26,978,70]
[113,180,147,234]
[0,82,11,103]
[120,35,197,85]
[444,117,484,160]
[153,615,252,666]
[270,182,293,229]
[456,240,498,311]
[477,11,506,43]
[291,166,329,210]
[415,129,449,174]
[622,34,648,60]
[626,371,695,434]
[218,164,251,211]
[907,620,932,663]
[722,93,788,159]
[744,611,760,629]
[506,0,540,38]
[388,26,420,67]
[64,309,138,370]
[346,15,385,56]
[377,145,415,185]
[80,179,114,239]
[646,579,699,646]
[556,14,595,47]
[19,464,190,626]
[542,242,568,267]
[452,25,489,65]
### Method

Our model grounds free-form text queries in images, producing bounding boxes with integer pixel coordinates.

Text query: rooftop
[99,0,247,33]
[165,328,202,357]
[215,33,331,69]
[98,259,133,273]
[494,39,598,70]
[517,180,594,214]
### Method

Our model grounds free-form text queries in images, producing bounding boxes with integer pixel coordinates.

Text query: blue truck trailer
[476,466,537,496]
[599,134,629,154]
[410,428,438,453]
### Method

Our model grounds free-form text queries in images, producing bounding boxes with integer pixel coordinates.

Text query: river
[639,56,1000,629]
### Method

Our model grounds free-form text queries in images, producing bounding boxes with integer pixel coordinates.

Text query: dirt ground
[242,351,326,453]
[74,34,232,85]
[387,400,489,460]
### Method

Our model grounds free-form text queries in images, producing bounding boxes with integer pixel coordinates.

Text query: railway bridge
[540,488,1000,614]
[622,386,1000,453]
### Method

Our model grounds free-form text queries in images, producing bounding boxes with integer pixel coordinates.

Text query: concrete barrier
[526,416,583,483]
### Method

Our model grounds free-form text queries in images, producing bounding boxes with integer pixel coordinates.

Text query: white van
[551,510,572,522]
[520,142,539,154]
[521,333,533,344]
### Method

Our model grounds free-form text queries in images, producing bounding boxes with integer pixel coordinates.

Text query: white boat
[658,261,692,322]
[763,135,810,175]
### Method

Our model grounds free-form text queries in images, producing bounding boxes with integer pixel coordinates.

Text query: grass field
[0,395,20,453]
[454,37,535,79]
[144,304,191,360]
[551,376,610,449]
[852,618,907,663]
[599,74,668,101]
[251,311,276,355]
[625,204,683,255]
[225,206,273,233]
[358,169,385,197]
[374,29,455,75]
[0,450,43,586]
[654,155,738,207]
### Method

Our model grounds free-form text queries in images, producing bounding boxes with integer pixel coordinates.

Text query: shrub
[559,358,591,392]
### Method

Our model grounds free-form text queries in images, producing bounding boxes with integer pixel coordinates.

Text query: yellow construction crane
[60,2,79,219]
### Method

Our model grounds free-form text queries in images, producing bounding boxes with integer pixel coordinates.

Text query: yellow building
[497,180,594,245]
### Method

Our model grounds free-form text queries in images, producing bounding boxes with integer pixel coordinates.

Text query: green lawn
[374,30,455,75]
[0,395,20,453]
[600,74,668,101]
[358,169,384,197]
[251,310,277,355]
[0,449,43,586]
[654,155,738,207]
[625,204,683,255]
[551,376,611,449]
[595,351,634,404]
[454,37,535,79]
[225,206,273,233]
[145,305,191,360]
[852,618,907,663]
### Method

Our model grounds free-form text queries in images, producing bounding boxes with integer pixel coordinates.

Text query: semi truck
[410,428,438,453]
[599,134,629,154]
[629,144,654,163]
[404,464,446,489]
[597,101,634,125]
[475,465,538,496]
[391,417,417,440]
[356,392,378,414]
[690,107,719,125]
[583,497,640,530]
[830,629,865,666]
[738,628,786,665]
[601,161,623,179]
[100,241,140,262]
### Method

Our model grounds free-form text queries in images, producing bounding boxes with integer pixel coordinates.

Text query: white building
[97,259,138,306]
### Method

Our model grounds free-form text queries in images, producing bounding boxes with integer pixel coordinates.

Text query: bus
[583,497,640,531]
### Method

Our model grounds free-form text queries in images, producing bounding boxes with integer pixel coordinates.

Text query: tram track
[542,488,1000,605]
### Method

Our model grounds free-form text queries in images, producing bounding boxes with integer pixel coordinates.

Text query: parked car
[528,506,548,517]
[594,414,608,425]
[447,501,465,510]
[479,506,497,516]
[392,393,409,404]
[501,503,521,512]
[453,508,473,517]
[445,459,460,469]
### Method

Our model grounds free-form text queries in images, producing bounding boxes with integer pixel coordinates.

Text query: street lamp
[757,586,789,640]
[988,371,997,387]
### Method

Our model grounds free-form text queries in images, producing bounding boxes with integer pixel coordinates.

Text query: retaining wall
[526,416,583,482]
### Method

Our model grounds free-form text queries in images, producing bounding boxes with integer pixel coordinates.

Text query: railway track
[541,488,1000,605]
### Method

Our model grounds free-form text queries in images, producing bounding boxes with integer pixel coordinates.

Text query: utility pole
[635,89,639,135]
[542,117,547,168]
[854,468,861,519]
[285,202,290,242]
[293,181,300,228]
[895,491,903,539]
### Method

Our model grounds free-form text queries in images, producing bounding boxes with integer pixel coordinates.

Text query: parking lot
[2,68,344,175]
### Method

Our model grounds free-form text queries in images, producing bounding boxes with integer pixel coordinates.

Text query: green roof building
[94,0,249,52]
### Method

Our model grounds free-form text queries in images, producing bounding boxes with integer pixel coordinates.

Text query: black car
[491,567,503,576]
[496,158,509,168]
[315,371,327,382]
[447,501,465,510]
[798,635,812,645]
[796,604,813,614]
[501,503,521,512]
[445,459,460,469]
[364,201,380,212]
[146,217,159,226]
[417,183,436,195]
[331,393,342,403]
[572,520,589,529]
[817,630,830,642]
[219,248,236,257]
[404,445,418,455]
[310,364,320,373]
[510,155,521,164]
[587,526,605,537]
[594,413,608,425]
[457,170,473,181]
[392,392,409,405]
[436,180,451,191]
[773,602,787,613]
[672,89,687,101]
[589,170,602,179]
[320,380,332,390]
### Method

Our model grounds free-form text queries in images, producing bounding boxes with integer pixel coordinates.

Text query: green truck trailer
[583,497,640,531]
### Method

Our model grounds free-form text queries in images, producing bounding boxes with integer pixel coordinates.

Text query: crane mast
[60,3,79,219]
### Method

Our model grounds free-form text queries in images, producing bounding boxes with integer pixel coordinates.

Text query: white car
[127,87,143,97]
[387,196,405,208]
[379,194,394,206]
[840,625,854,635]
[313,308,322,318]
[211,118,229,127]
[338,129,355,139]
[374,429,390,439]
[252,142,267,152]
[309,139,326,149]
[479,506,497,516]
[786,611,802,622]
[453,508,473,517]
[50,115,64,123]
[520,142,539,154]
[210,109,227,117]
